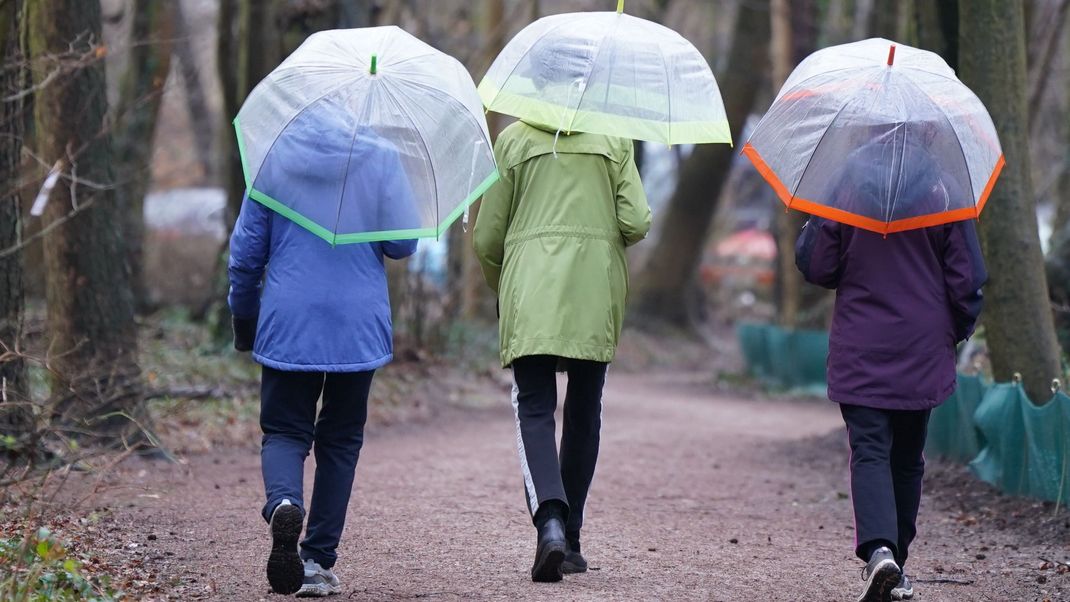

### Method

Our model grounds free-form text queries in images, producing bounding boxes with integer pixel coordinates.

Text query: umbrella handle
[370,53,378,75]
[617,0,624,13]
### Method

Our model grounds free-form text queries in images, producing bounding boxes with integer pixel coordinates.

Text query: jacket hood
[520,118,575,136]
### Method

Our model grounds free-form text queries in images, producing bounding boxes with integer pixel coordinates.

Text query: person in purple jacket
[795,139,987,602]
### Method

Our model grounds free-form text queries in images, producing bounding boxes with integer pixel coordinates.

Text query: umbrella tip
[886,44,896,66]
[617,0,624,13]
[370,53,378,75]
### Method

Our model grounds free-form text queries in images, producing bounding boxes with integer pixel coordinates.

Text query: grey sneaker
[856,546,901,602]
[267,500,305,595]
[891,574,914,600]
[296,559,342,597]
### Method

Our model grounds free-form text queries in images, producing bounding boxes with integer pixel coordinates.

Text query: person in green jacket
[473,114,651,583]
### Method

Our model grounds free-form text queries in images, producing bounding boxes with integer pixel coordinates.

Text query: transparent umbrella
[743,38,1004,235]
[478,0,729,145]
[234,26,498,245]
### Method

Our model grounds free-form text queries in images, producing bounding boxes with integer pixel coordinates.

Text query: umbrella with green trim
[234,26,498,245]
[478,0,730,145]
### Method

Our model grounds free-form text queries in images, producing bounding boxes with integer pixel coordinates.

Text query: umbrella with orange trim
[742,38,1004,235]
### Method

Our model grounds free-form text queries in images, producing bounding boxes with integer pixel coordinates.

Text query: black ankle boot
[562,531,587,574]
[531,504,567,582]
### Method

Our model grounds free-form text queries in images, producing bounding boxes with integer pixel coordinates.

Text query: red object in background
[715,228,777,262]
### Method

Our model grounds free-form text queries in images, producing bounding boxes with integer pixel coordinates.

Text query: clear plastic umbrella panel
[743,38,1004,235]
[234,26,498,245]
[478,1,729,145]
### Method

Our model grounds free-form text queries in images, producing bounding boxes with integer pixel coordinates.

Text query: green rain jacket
[474,120,652,367]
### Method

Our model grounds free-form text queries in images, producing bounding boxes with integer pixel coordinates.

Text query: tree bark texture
[114,0,176,311]
[914,0,958,71]
[771,0,824,328]
[0,0,27,423]
[210,0,280,335]
[630,0,771,327]
[27,0,141,419]
[959,0,1063,403]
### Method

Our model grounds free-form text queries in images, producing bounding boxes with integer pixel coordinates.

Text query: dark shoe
[531,516,567,582]
[856,546,901,602]
[891,574,914,600]
[267,499,305,594]
[562,532,587,574]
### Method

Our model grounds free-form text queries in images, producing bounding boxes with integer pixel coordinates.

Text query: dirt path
[99,372,1068,601]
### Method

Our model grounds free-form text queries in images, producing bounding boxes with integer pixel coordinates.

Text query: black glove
[232,316,257,352]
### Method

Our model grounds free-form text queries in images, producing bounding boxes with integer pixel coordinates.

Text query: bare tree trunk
[630,0,771,327]
[915,0,959,70]
[959,0,1062,403]
[1056,17,1070,237]
[459,0,506,321]
[210,0,281,336]
[1026,0,1070,132]
[769,0,827,330]
[0,0,27,426]
[173,0,214,181]
[114,0,176,312]
[27,0,141,424]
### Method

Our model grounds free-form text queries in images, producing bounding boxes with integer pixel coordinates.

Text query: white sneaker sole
[296,582,342,597]
[857,559,901,602]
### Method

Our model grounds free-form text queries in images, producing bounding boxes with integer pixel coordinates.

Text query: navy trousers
[841,403,931,569]
[511,355,608,535]
[260,365,374,569]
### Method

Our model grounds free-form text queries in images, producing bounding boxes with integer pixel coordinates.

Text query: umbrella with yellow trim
[478,0,729,145]
[743,38,1004,235]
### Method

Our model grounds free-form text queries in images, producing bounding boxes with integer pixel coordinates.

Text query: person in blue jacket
[228,127,418,596]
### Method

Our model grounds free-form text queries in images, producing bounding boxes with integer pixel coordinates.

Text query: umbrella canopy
[234,26,498,245]
[478,1,729,145]
[743,38,1004,235]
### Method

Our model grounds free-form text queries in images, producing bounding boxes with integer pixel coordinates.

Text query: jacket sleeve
[228,195,272,319]
[942,220,988,342]
[378,146,419,260]
[614,142,652,247]
[795,216,843,289]
[473,146,512,294]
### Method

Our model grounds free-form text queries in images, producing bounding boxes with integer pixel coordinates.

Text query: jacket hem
[828,379,956,411]
[254,352,393,373]
[501,340,616,368]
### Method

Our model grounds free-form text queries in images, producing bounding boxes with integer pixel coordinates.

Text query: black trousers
[511,355,608,535]
[841,403,931,569]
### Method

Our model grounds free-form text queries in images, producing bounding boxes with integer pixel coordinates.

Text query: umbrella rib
[391,77,495,151]
[331,83,379,243]
[774,66,863,101]
[782,71,879,208]
[377,80,441,229]
[484,19,575,106]
[242,75,364,182]
[657,41,671,141]
[566,17,625,133]
[897,75,978,208]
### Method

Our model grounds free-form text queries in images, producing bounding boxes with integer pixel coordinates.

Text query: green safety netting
[736,322,828,394]
[737,322,1070,504]
[969,383,1070,504]
[925,374,988,463]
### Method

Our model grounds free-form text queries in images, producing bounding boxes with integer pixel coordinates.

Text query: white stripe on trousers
[511,379,540,515]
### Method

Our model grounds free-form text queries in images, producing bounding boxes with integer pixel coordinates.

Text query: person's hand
[232,315,257,352]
